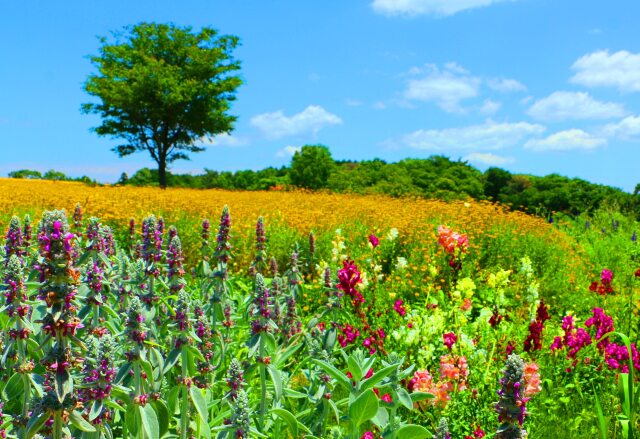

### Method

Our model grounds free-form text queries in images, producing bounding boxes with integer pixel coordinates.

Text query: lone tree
[83,22,242,188]
[289,145,335,190]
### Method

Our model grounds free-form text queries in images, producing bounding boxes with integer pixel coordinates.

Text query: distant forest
[8,146,640,219]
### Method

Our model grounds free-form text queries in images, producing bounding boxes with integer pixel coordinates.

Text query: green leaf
[26,412,49,438]
[372,406,389,429]
[283,388,307,399]
[273,342,302,368]
[167,385,181,415]
[410,391,434,403]
[396,387,414,410]
[349,388,379,427]
[593,384,608,439]
[2,372,23,401]
[262,331,277,352]
[163,348,181,374]
[267,365,283,402]
[55,368,73,401]
[347,355,363,382]
[139,358,155,384]
[69,410,96,433]
[271,408,298,436]
[139,404,160,439]
[152,399,170,438]
[115,362,132,384]
[89,399,104,421]
[361,362,399,392]
[311,359,352,391]
[105,399,126,413]
[396,424,431,439]
[126,404,140,437]
[190,385,209,423]
[323,326,337,350]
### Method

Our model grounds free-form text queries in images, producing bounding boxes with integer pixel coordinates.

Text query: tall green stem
[53,411,63,439]
[19,338,31,439]
[180,347,190,439]
[259,336,267,427]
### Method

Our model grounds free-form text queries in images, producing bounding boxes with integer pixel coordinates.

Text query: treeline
[8,169,98,185]
[8,145,640,218]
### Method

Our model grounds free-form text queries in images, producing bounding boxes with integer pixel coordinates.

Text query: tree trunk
[158,159,167,189]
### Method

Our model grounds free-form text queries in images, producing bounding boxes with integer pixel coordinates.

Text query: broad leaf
[349,389,379,427]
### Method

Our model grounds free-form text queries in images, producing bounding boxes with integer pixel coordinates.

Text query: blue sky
[1,0,639,191]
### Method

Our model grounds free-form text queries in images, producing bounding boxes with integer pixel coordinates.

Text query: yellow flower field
[0,178,558,237]
[0,178,588,288]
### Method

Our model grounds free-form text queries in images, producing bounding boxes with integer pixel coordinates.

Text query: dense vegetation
[9,145,639,219]
[0,191,638,438]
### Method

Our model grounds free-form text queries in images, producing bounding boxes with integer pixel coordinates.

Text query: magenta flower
[393,299,406,316]
[337,260,364,306]
[601,269,613,284]
[443,332,457,350]
[369,234,379,248]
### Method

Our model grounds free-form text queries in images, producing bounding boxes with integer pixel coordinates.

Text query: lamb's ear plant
[29,210,96,439]
[2,253,34,437]
[312,349,432,439]
[245,273,281,429]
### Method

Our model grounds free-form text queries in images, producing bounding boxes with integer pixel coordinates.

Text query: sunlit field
[0,178,638,438]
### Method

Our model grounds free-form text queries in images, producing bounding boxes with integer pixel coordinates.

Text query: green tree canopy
[484,167,512,200]
[83,22,242,188]
[8,169,43,179]
[289,145,335,190]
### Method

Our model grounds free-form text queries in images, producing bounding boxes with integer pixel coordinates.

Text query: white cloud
[251,105,343,139]
[373,101,387,110]
[524,129,607,151]
[464,152,514,166]
[199,132,248,147]
[571,50,640,92]
[372,0,516,17]
[519,95,533,105]
[479,99,502,115]
[602,115,640,140]
[275,146,302,158]
[527,91,626,121]
[346,98,363,107]
[487,77,527,93]
[404,64,480,112]
[398,120,545,151]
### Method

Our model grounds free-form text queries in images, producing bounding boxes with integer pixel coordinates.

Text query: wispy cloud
[524,129,607,151]
[602,115,640,140]
[527,91,626,122]
[392,120,545,151]
[571,50,640,92]
[463,152,514,166]
[487,77,527,93]
[403,63,480,112]
[479,99,502,115]
[275,145,302,158]
[251,105,343,139]
[372,0,517,17]
[199,132,249,147]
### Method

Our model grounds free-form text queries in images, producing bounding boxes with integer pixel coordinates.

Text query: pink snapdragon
[437,225,469,255]
[443,332,457,350]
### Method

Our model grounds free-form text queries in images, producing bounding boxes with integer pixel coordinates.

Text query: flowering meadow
[0,179,638,438]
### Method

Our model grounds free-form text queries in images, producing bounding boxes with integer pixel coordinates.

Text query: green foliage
[3,197,640,438]
[83,22,242,188]
[7,169,97,184]
[289,144,335,190]
[8,169,43,179]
